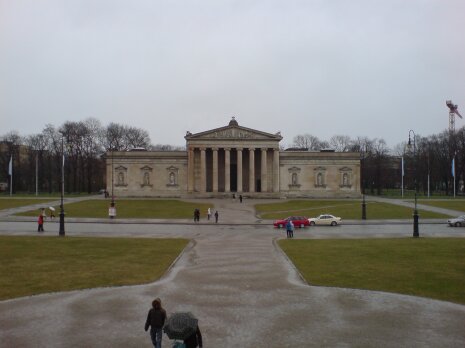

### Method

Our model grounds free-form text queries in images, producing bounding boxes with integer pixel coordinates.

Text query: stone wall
[106,151,188,197]
[279,151,361,198]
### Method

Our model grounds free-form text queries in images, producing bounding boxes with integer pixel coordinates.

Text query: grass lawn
[0,198,56,210]
[417,200,465,213]
[0,236,188,300]
[279,238,465,304]
[17,199,213,219]
[256,200,450,220]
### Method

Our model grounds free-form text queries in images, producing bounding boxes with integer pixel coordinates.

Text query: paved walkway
[0,197,464,347]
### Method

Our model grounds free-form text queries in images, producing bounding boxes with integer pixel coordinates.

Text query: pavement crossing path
[0,196,464,347]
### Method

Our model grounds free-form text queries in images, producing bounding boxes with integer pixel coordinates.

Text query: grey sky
[1,0,464,148]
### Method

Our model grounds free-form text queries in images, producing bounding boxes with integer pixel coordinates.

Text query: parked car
[447,215,465,227]
[274,216,310,228]
[308,214,342,226]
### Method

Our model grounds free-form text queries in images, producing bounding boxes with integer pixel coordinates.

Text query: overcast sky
[1,0,464,148]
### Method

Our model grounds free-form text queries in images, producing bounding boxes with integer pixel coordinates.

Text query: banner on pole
[452,158,455,177]
[8,156,12,176]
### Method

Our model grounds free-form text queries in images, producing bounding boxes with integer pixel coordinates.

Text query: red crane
[446,100,462,133]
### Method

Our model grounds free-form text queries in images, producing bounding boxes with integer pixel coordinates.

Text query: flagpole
[401,156,404,198]
[36,151,39,196]
[9,156,12,197]
[453,157,456,198]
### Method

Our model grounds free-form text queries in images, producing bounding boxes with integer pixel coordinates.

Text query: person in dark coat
[144,298,167,348]
[194,208,200,222]
[214,210,219,223]
[184,325,203,348]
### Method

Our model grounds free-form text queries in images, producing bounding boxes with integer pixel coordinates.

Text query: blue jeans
[150,327,163,348]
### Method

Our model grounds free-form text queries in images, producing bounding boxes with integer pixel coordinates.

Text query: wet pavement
[0,197,464,347]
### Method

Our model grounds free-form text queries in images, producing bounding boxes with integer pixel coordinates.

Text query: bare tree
[292,134,325,150]
[329,135,352,152]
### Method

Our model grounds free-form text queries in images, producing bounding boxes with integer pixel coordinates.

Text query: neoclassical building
[106,118,361,198]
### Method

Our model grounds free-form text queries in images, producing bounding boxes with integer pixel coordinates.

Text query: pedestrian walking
[37,209,45,232]
[289,220,295,238]
[286,219,292,238]
[239,194,243,203]
[207,207,211,220]
[184,325,203,348]
[214,210,219,223]
[194,208,200,222]
[144,298,167,348]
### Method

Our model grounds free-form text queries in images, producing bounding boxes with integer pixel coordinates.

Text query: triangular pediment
[185,121,282,141]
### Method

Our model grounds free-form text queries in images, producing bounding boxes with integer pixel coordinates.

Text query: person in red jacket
[144,298,167,348]
[37,209,45,232]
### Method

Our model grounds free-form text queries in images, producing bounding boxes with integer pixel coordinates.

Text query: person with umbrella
[144,298,167,348]
[183,325,203,348]
[48,206,56,219]
[163,312,203,348]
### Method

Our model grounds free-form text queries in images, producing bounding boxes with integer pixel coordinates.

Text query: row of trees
[0,119,156,194]
[290,128,465,196]
[1,120,463,196]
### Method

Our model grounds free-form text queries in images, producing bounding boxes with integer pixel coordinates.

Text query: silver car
[447,215,465,227]
[308,214,342,226]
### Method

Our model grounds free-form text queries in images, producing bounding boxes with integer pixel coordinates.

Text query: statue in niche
[143,172,150,185]
[343,173,349,186]
[118,172,124,185]
[292,173,297,185]
[169,172,175,185]
[317,173,323,186]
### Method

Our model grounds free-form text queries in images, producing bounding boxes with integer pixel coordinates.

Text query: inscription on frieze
[205,129,259,139]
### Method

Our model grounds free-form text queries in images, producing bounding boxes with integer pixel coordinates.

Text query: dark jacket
[144,308,167,331]
[184,326,202,348]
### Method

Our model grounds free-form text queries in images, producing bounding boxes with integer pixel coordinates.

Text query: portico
[186,118,282,194]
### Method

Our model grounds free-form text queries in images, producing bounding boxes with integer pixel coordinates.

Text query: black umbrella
[163,312,198,340]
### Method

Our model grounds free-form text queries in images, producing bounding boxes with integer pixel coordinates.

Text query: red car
[273,216,309,228]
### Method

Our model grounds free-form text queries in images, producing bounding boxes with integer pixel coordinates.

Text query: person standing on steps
[144,298,167,348]
[239,195,243,203]
[214,210,219,223]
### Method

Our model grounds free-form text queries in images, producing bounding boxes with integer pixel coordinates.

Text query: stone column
[273,148,280,192]
[188,147,195,192]
[225,148,230,193]
[212,147,218,193]
[249,148,255,193]
[261,148,267,192]
[200,147,206,193]
[237,147,243,193]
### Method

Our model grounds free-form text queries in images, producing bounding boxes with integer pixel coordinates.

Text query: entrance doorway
[230,164,237,192]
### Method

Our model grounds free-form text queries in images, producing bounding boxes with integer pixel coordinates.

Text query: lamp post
[59,135,65,237]
[111,147,114,204]
[109,146,116,219]
[408,130,419,237]
[360,146,367,220]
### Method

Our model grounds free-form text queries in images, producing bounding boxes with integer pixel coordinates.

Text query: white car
[308,214,342,226]
[447,215,465,227]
